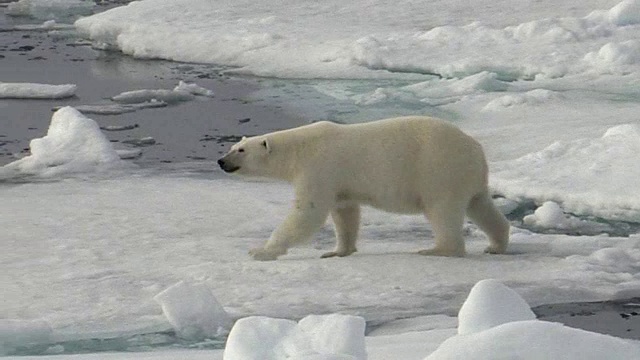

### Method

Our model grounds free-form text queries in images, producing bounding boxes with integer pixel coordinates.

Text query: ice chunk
[154,280,231,341]
[223,314,367,360]
[0,319,52,356]
[223,316,299,360]
[174,81,215,97]
[523,201,565,228]
[298,314,367,360]
[457,279,535,335]
[522,201,612,234]
[0,106,128,178]
[426,320,640,360]
[0,82,76,99]
[112,89,195,104]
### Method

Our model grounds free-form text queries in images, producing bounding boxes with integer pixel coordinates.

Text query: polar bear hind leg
[466,191,510,254]
[418,200,467,257]
[322,204,361,258]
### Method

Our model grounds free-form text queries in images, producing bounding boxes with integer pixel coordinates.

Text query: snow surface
[0,82,76,99]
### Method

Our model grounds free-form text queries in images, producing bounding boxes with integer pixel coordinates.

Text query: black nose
[217,159,225,168]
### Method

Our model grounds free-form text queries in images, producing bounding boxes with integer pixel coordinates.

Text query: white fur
[218,116,510,260]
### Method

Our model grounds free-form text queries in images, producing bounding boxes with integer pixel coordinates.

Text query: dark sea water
[0,5,308,168]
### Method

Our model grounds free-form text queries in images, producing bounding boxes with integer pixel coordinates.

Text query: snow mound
[426,320,640,360]
[154,281,231,340]
[223,314,366,360]
[0,320,52,356]
[0,82,76,99]
[6,0,93,21]
[584,40,640,74]
[0,106,129,178]
[427,279,640,359]
[491,124,640,222]
[523,201,612,234]
[457,279,535,335]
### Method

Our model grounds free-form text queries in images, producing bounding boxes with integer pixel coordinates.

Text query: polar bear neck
[266,121,338,182]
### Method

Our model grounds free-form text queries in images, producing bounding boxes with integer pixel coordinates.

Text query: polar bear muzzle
[217,158,240,173]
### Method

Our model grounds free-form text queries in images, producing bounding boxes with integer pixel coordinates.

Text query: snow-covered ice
[4,0,640,358]
[0,82,76,99]
[492,125,640,223]
[0,106,130,179]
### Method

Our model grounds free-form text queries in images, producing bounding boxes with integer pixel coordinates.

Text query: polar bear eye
[238,148,245,153]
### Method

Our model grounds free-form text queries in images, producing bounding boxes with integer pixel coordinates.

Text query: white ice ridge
[75,0,640,79]
[0,82,76,99]
[0,106,130,178]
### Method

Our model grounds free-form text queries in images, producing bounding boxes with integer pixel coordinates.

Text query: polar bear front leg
[250,195,331,261]
[322,204,360,258]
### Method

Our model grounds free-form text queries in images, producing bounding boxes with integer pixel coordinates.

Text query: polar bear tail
[467,191,510,254]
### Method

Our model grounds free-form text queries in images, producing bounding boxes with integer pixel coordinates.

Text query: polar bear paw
[320,249,357,259]
[417,247,465,257]
[484,245,507,254]
[249,246,286,261]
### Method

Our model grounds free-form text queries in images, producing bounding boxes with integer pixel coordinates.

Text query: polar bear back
[266,116,488,214]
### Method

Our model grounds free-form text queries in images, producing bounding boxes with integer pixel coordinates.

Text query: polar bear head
[217,136,271,175]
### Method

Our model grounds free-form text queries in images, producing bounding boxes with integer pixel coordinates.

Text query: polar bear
[218,116,509,261]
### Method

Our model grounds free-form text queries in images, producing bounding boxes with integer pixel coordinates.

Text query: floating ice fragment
[0,82,76,99]
[174,80,215,97]
[112,89,194,104]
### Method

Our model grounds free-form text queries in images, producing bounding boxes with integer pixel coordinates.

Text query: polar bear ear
[262,139,271,153]
[241,136,247,141]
